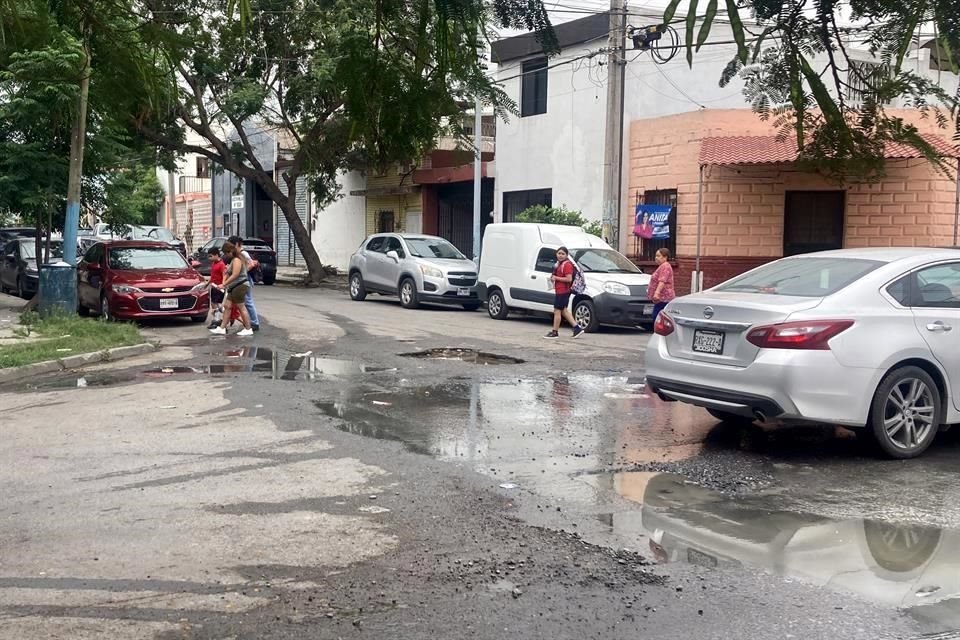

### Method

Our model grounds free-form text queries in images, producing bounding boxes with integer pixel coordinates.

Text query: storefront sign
[635,204,671,240]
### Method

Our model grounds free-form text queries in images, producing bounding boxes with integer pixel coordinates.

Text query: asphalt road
[1,285,958,639]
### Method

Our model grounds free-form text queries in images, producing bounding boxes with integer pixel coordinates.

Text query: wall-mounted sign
[231,196,244,211]
[634,204,671,240]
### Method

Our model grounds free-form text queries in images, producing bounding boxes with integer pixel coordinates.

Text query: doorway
[783,191,845,256]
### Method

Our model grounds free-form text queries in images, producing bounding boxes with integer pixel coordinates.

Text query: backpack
[570,263,587,294]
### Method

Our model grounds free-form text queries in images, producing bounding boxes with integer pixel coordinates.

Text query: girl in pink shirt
[648,248,675,323]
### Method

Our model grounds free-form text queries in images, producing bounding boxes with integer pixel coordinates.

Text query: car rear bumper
[644,335,875,426]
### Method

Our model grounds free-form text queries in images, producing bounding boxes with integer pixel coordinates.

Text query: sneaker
[237,328,254,337]
[572,325,584,339]
[543,330,560,340]
[252,324,260,332]
[207,321,219,329]
[209,326,227,335]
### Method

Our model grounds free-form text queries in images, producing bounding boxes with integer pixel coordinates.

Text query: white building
[491,12,959,226]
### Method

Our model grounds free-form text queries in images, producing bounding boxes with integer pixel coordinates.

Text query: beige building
[625,109,960,293]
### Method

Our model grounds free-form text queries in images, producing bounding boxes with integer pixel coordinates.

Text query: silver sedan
[645,248,960,459]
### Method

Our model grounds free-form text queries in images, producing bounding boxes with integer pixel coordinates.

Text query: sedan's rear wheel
[870,366,941,459]
[16,275,26,299]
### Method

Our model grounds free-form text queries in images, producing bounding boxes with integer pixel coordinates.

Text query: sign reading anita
[634,204,671,240]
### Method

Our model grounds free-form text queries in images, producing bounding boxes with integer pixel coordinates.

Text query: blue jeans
[652,302,668,324]
[245,275,260,326]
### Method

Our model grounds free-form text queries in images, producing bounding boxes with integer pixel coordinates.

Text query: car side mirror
[190,259,201,268]
[386,250,400,262]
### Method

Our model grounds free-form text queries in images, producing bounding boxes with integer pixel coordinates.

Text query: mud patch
[399,348,524,365]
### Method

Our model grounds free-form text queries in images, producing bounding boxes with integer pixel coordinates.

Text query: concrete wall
[311,171,367,271]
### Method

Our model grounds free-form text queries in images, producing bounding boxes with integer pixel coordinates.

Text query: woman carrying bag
[209,241,254,336]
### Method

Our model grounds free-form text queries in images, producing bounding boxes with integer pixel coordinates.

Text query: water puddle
[399,348,524,365]
[315,375,712,468]
[586,471,960,627]
[23,347,394,390]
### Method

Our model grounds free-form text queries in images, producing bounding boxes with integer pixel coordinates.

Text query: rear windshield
[715,257,884,297]
[109,247,187,270]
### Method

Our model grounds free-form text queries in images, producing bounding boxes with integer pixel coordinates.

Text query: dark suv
[191,237,277,285]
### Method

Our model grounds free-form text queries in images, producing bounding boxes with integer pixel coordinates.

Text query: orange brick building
[624,109,960,293]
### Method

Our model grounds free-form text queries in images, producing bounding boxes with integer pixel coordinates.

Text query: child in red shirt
[207,247,227,328]
[545,246,584,340]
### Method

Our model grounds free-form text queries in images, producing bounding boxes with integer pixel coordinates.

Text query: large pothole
[398,348,524,365]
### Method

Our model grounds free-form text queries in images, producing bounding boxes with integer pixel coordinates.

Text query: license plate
[692,329,724,354]
[643,304,654,315]
[457,287,470,297]
[159,298,178,310]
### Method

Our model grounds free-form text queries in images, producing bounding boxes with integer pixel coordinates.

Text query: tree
[516,204,602,236]
[102,165,165,229]
[0,0,180,236]
[676,0,960,179]
[134,0,556,284]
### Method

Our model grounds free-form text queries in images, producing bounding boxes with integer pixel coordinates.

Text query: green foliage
[0,0,180,231]
[680,0,959,180]
[102,164,164,228]
[130,0,555,283]
[516,204,602,236]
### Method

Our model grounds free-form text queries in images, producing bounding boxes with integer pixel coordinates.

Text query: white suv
[348,234,481,310]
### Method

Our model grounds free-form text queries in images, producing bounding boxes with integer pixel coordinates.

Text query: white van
[477,223,654,331]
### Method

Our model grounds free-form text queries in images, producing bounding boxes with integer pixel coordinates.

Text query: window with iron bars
[846,60,892,104]
[632,189,677,261]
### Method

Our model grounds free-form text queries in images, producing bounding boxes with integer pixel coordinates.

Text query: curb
[0,342,158,385]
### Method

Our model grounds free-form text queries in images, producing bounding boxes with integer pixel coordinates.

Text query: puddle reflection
[592,472,960,627]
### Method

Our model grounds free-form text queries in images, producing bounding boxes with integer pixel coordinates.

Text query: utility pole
[167,171,176,227]
[62,40,91,268]
[472,47,485,263]
[601,0,627,250]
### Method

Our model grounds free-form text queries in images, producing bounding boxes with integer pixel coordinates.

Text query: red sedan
[77,240,210,322]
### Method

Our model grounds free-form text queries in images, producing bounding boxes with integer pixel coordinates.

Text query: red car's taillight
[746,319,854,350]
[654,312,675,336]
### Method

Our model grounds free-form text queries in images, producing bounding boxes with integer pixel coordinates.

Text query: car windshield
[109,247,187,270]
[406,238,465,260]
[716,257,884,297]
[129,226,175,242]
[571,248,640,273]
[244,240,271,250]
[21,242,64,261]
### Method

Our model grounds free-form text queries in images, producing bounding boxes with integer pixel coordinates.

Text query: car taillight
[654,312,675,336]
[746,319,854,350]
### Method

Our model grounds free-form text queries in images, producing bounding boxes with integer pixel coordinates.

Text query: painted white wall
[494,20,959,223]
[157,129,211,196]
[311,170,367,271]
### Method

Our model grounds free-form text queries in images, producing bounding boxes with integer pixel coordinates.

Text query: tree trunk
[278,198,325,284]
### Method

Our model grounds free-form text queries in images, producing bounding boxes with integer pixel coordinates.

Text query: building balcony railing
[179,176,211,194]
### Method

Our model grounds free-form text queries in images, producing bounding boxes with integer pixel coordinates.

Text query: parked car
[0,237,64,298]
[477,223,654,332]
[126,225,187,257]
[0,226,37,245]
[77,240,209,322]
[348,234,480,310]
[191,237,277,285]
[645,247,960,459]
